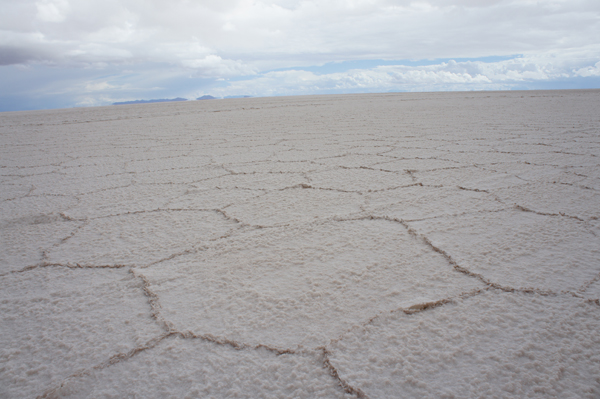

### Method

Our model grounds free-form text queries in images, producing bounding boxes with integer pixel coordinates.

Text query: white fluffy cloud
[575,62,600,77]
[198,48,600,99]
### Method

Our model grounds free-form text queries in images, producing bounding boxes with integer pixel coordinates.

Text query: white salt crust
[50,337,351,399]
[139,219,483,349]
[408,210,600,292]
[46,210,240,267]
[328,291,600,399]
[0,268,163,399]
[1,90,599,398]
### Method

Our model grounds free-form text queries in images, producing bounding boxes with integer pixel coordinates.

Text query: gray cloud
[1,0,598,69]
[0,46,42,65]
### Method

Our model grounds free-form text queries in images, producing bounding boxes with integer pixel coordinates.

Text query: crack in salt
[83,207,248,228]
[514,204,585,222]
[334,214,559,296]
[278,182,423,195]
[587,299,600,306]
[457,186,489,193]
[130,269,174,332]
[403,220,558,296]
[1,261,128,277]
[578,271,600,295]
[37,333,171,399]
[319,347,369,398]
[37,315,360,398]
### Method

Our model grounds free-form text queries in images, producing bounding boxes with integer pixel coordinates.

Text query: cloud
[0,46,44,65]
[1,0,599,70]
[1,0,599,110]
[575,62,600,77]
[200,50,600,99]
[84,81,127,92]
[35,0,70,23]
[181,55,256,78]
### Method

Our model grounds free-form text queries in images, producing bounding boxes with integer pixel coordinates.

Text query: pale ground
[1,90,599,398]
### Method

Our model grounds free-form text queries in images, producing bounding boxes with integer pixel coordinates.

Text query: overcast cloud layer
[1,0,600,111]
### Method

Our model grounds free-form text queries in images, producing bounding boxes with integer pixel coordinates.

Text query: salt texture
[1,90,599,398]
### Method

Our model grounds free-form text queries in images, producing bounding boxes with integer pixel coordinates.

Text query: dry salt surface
[1,90,599,399]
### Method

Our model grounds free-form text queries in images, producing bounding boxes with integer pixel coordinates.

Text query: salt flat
[1,90,599,398]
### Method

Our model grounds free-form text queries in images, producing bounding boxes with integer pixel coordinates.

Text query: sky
[1,0,600,111]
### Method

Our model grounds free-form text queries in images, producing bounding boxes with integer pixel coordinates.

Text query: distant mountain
[197,95,217,100]
[113,97,188,105]
[224,95,252,99]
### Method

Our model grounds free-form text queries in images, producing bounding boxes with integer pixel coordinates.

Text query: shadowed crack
[219,166,312,177]
[212,208,248,226]
[400,289,483,315]
[338,207,511,225]
[141,248,199,269]
[1,212,86,228]
[177,331,296,356]
[320,347,369,398]
[41,220,90,259]
[336,165,397,174]
[130,269,174,332]
[279,183,361,194]
[279,182,423,195]
[578,271,600,295]
[406,169,418,182]
[458,186,489,193]
[514,204,585,222]
[87,207,249,228]
[1,261,128,277]
[331,287,489,347]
